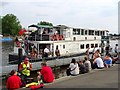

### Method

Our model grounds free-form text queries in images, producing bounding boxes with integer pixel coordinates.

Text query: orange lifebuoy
[50,34,64,41]
[59,35,64,40]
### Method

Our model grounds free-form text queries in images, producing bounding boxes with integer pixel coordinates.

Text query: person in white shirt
[93,54,104,69]
[44,46,50,57]
[69,58,79,75]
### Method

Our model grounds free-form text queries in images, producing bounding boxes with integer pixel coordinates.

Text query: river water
[1,40,119,66]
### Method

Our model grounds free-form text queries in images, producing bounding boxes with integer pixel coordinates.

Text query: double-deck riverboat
[9,24,109,64]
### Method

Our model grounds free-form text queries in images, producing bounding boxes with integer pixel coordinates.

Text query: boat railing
[28,34,64,41]
[28,34,50,41]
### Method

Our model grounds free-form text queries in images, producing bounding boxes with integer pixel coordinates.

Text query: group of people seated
[6,57,54,90]
[67,49,119,76]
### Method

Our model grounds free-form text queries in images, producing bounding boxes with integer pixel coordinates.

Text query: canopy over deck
[28,24,53,29]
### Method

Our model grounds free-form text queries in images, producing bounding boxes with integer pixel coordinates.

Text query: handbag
[66,65,77,76]
[66,68,71,76]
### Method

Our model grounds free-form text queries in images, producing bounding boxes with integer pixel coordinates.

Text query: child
[37,71,43,85]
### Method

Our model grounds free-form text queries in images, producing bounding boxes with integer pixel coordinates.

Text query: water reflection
[2,41,14,65]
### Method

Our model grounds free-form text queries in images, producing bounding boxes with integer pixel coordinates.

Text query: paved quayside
[44,64,118,88]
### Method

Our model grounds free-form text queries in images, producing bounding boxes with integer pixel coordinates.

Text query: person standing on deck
[44,45,50,57]
[114,44,118,54]
[105,45,110,55]
[55,45,60,57]
[85,47,90,60]
[19,57,32,85]
[6,70,22,90]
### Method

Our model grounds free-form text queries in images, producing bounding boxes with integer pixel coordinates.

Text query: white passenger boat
[9,24,109,63]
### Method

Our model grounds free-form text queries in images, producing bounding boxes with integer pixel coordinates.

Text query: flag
[19,29,27,36]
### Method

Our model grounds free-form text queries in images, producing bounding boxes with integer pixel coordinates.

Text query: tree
[37,21,53,26]
[2,14,22,36]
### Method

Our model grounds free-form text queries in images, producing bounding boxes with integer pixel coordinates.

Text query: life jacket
[25,82,44,90]
[21,62,31,76]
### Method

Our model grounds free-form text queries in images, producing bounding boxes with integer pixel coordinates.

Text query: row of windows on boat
[72,29,106,36]
[62,43,99,50]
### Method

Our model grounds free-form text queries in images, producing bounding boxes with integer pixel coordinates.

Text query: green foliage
[37,21,53,26]
[2,14,22,36]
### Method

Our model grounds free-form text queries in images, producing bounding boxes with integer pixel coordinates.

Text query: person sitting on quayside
[69,58,79,76]
[6,70,22,90]
[104,54,112,68]
[92,54,104,69]
[38,62,54,83]
[78,60,86,74]
[19,57,32,85]
[84,57,91,72]
[93,49,101,61]
[44,45,50,57]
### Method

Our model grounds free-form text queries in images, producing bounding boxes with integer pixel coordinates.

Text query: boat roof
[70,27,109,32]
[28,24,53,28]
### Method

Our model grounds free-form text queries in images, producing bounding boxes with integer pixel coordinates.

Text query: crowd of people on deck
[6,43,119,90]
[15,36,61,59]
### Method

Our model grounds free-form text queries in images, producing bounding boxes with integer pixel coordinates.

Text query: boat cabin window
[73,28,77,35]
[89,30,92,35]
[100,31,102,36]
[103,31,105,36]
[94,37,96,40]
[95,31,100,36]
[73,28,80,35]
[73,37,76,41]
[92,30,94,35]
[85,30,87,35]
[81,29,84,35]
[86,44,89,49]
[77,29,80,35]
[91,44,94,48]
[95,44,98,47]
[95,31,97,35]
[80,44,84,49]
[63,45,65,49]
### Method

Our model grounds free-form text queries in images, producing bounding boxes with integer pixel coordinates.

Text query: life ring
[50,35,55,41]
[59,35,64,40]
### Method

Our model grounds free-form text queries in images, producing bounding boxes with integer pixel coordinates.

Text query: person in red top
[6,70,22,90]
[40,62,54,83]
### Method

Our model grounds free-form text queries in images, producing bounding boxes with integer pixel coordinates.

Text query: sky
[1,0,120,34]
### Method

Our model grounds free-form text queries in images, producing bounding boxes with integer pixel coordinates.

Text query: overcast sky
[1,0,119,34]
